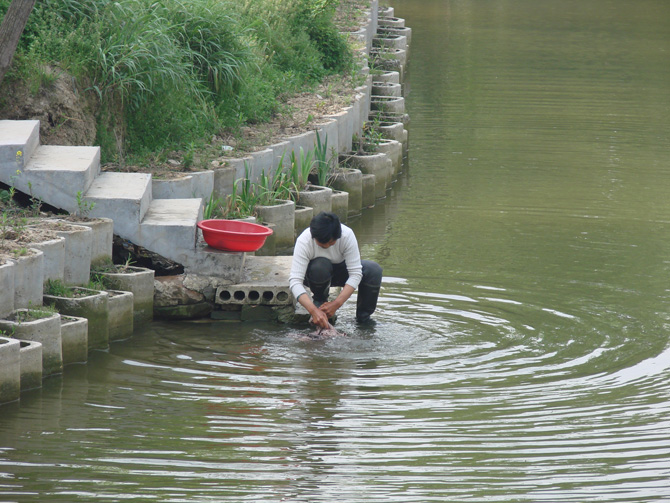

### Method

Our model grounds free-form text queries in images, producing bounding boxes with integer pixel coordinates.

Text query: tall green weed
[3,0,355,159]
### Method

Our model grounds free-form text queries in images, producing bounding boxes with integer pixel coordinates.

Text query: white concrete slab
[85,172,152,238]
[0,120,40,167]
[138,198,203,254]
[20,145,100,210]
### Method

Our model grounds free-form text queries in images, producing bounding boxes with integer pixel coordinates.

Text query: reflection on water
[3,0,670,501]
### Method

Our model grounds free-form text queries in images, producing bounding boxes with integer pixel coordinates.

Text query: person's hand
[318,300,340,319]
[309,307,330,329]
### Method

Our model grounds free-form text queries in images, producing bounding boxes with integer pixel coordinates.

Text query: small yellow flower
[16,150,22,157]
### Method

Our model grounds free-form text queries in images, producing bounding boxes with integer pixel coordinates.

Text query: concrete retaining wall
[0,0,412,404]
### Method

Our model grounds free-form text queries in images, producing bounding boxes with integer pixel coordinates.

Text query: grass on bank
[0,0,364,164]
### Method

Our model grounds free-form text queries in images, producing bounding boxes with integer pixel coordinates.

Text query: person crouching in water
[289,211,383,328]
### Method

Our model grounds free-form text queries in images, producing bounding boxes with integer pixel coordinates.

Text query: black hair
[310,211,342,244]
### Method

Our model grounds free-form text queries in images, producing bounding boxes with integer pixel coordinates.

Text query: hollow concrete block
[19,339,42,391]
[0,261,15,319]
[0,336,20,404]
[60,315,88,365]
[13,249,44,309]
[28,236,65,282]
[44,288,109,351]
[0,310,62,376]
[107,290,134,342]
[54,223,93,286]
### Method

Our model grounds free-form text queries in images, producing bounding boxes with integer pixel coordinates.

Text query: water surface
[2,0,670,501]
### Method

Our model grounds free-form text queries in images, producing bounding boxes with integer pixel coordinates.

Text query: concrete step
[138,198,202,250]
[20,145,101,210]
[85,172,153,238]
[137,198,245,281]
[0,120,40,170]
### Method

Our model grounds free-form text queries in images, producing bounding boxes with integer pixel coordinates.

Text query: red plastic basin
[197,219,273,252]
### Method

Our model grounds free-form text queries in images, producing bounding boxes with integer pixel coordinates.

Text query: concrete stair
[0,119,245,282]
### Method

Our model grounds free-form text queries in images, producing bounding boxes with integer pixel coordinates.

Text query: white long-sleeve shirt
[289,225,363,300]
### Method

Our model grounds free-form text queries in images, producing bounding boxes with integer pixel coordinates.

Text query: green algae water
[3,1,670,501]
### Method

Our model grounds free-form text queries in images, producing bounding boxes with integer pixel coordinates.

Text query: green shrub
[4,0,356,159]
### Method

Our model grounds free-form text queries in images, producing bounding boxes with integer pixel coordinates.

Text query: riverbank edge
[0,1,410,404]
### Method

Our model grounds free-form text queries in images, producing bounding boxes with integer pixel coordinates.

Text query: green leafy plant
[12,304,58,323]
[203,191,226,219]
[74,191,96,218]
[220,162,258,219]
[354,119,384,154]
[289,147,315,191]
[87,277,107,291]
[9,0,356,161]
[44,279,75,298]
[314,131,332,186]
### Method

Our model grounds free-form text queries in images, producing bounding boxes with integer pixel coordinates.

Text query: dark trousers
[305,258,383,323]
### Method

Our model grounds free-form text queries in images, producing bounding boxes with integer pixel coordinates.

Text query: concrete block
[270,141,291,175]
[28,235,65,282]
[225,156,253,182]
[327,107,354,154]
[352,94,363,140]
[371,70,400,84]
[379,5,394,18]
[60,315,88,365]
[54,222,93,286]
[290,131,317,168]
[373,34,408,52]
[216,284,292,306]
[376,139,403,176]
[0,336,20,404]
[361,174,376,208]
[250,148,274,182]
[182,246,246,281]
[0,310,62,376]
[371,95,405,115]
[75,217,113,266]
[13,248,44,309]
[213,166,235,199]
[0,261,15,319]
[255,200,294,252]
[377,121,405,143]
[0,120,40,175]
[85,172,152,239]
[329,167,363,216]
[19,339,42,391]
[378,16,405,28]
[293,185,332,215]
[153,171,214,201]
[379,25,412,47]
[216,255,293,306]
[294,205,313,240]
[44,288,109,351]
[190,170,215,200]
[331,190,349,223]
[138,198,202,255]
[106,290,134,342]
[152,175,193,200]
[95,266,154,325]
[315,120,340,170]
[372,82,402,97]
[20,146,100,211]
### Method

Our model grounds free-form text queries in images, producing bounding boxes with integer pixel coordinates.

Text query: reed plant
[289,147,315,191]
[2,0,356,161]
[314,132,332,186]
